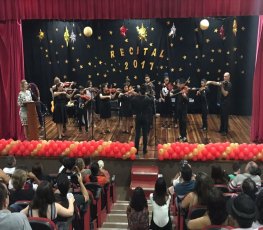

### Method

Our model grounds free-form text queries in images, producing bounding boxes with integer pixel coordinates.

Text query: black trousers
[178,108,187,138]
[220,103,230,133]
[78,108,88,129]
[201,102,208,128]
[134,116,149,153]
[35,102,43,127]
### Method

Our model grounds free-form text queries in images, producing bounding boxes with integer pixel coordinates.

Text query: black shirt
[9,189,35,205]
[220,81,232,105]
[130,95,153,119]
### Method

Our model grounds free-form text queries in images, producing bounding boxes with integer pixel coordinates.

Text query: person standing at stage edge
[131,84,153,155]
[206,72,232,136]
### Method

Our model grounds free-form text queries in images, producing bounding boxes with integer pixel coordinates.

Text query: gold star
[211,49,215,53]
[171,68,175,72]
[103,74,107,78]
[197,68,201,72]
[55,51,58,55]
[179,36,184,41]
[235,61,238,64]
[94,65,97,68]
[206,72,210,75]
[240,55,244,59]
[80,65,83,69]
[79,33,82,37]
[189,63,192,66]
[195,44,199,48]
[166,21,170,25]
[218,49,222,53]
[55,28,59,32]
[49,40,53,44]
[45,49,48,53]
[134,75,138,79]
[48,61,52,65]
[223,37,226,40]
[76,58,80,62]
[72,47,75,50]
[88,62,91,66]
[182,55,187,60]
[87,44,90,48]
[226,62,229,66]
[210,59,214,63]
[233,47,237,52]
[119,70,122,73]
[72,68,76,72]
[241,26,246,31]
[125,38,128,42]
[96,73,99,76]
[194,28,199,32]
[151,27,154,31]
[195,56,198,59]
[206,38,210,43]
[88,75,92,79]
[99,61,103,65]
[202,54,206,58]
[226,51,230,55]
[65,60,68,64]
[218,69,221,73]
[104,62,107,66]
[150,43,153,47]
[45,54,48,58]
[61,45,64,48]
[40,46,43,50]
[170,43,174,47]
[160,66,163,69]
[167,58,169,61]
[112,68,116,72]
[109,31,113,35]
[106,70,109,73]
[110,44,114,48]
[241,70,245,74]
[179,67,183,72]
[98,36,101,40]
[57,60,60,64]
[214,28,218,33]
[95,57,98,59]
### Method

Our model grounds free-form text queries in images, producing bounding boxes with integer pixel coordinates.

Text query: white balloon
[200,19,209,30]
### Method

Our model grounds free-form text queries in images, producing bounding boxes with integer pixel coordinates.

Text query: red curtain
[251,16,263,142]
[0,20,25,140]
[0,0,263,20]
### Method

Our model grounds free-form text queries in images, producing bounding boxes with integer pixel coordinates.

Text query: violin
[80,95,91,101]
[105,87,122,94]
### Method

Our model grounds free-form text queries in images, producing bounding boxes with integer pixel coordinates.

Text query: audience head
[130,187,148,212]
[0,183,8,209]
[12,169,27,190]
[256,190,263,224]
[20,80,28,91]
[32,162,44,180]
[90,162,100,182]
[63,157,76,171]
[75,158,85,171]
[241,177,257,201]
[232,162,241,174]
[245,161,258,175]
[83,157,91,167]
[153,177,167,206]
[98,160,104,170]
[211,164,228,184]
[181,164,192,182]
[227,193,256,228]
[207,187,228,225]
[6,156,16,168]
[57,174,70,197]
[30,181,55,218]
[194,172,214,205]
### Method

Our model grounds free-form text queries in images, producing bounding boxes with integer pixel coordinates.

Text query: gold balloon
[130,147,137,155]
[188,153,193,159]
[200,19,209,30]
[159,149,164,155]
[83,27,93,37]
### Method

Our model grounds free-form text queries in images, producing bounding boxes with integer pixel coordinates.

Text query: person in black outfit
[172,79,180,128]
[206,72,232,136]
[177,78,189,142]
[131,85,153,155]
[144,74,155,129]
[196,79,209,131]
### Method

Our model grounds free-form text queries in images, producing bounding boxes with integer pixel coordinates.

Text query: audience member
[0,182,32,230]
[9,169,35,205]
[21,181,75,220]
[228,161,261,192]
[150,177,172,230]
[181,172,214,210]
[227,193,256,229]
[98,160,110,181]
[228,162,241,180]
[252,190,263,228]
[211,164,229,184]
[84,162,109,186]
[31,162,48,181]
[3,156,16,176]
[126,187,149,230]
[58,156,66,173]
[187,187,229,230]
[75,158,90,178]
[241,177,257,201]
[0,168,10,185]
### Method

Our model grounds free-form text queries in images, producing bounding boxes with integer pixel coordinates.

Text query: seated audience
[31,162,48,181]
[187,187,229,230]
[58,156,66,173]
[75,158,91,178]
[241,177,257,201]
[84,162,109,186]
[150,177,172,230]
[98,160,110,181]
[9,169,35,205]
[21,181,75,221]
[227,193,256,229]
[0,182,32,230]
[228,161,261,192]
[3,156,16,176]
[252,190,263,228]
[126,187,149,230]
[181,172,214,210]
[211,164,229,185]
[228,162,241,180]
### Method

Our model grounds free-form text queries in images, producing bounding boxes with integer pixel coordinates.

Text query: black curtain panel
[22,16,258,116]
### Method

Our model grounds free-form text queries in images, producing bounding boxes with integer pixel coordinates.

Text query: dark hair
[246,161,258,176]
[57,174,70,197]
[140,84,146,95]
[256,190,263,224]
[89,162,99,182]
[201,79,207,83]
[130,187,148,212]
[6,156,16,167]
[211,165,228,184]
[194,172,214,206]
[207,187,228,225]
[232,162,241,172]
[153,177,167,206]
[32,162,44,180]
[0,183,8,209]
[181,164,192,182]
[241,178,257,201]
[79,85,84,90]
[83,157,91,167]
[63,158,76,171]
[56,82,63,91]
[30,181,55,218]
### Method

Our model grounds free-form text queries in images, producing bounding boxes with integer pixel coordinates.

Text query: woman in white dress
[17,80,32,139]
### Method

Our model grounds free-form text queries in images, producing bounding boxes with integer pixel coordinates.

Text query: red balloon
[158,154,164,160]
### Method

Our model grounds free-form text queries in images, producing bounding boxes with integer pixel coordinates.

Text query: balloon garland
[0,139,136,160]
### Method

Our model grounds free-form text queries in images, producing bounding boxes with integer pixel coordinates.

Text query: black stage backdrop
[23,17,258,115]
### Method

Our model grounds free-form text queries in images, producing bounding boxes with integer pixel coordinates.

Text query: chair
[187,205,207,220]
[203,225,234,230]
[28,217,57,230]
[214,184,230,193]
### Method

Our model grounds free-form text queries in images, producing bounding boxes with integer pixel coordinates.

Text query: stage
[42,113,251,158]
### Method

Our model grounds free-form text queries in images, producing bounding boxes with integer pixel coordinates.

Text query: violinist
[74,86,90,133]
[118,84,133,134]
[206,72,232,136]
[196,79,209,131]
[177,78,189,142]
[144,74,155,98]
[160,73,173,128]
[99,83,112,134]
[172,79,181,128]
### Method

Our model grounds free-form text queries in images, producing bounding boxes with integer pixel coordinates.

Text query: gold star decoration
[76,58,80,62]
[182,55,187,60]
[179,67,183,72]
[194,28,199,32]
[64,27,70,47]
[210,59,214,63]
[166,21,170,25]
[241,70,245,74]
[61,45,64,49]
[80,65,83,69]
[45,49,48,53]
[55,28,59,32]
[110,44,114,48]
[109,31,113,35]
[211,49,215,53]
[65,60,68,64]
[218,49,222,53]
[241,26,246,31]
[197,68,201,72]
[125,38,129,43]
[72,68,76,72]
[226,62,229,66]
[160,66,163,69]
[171,68,175,72]
[151,27,154,31]
[49,40,53,44]
[179,36,184,41]
[202,54,206,58]
[136,24,147,42]
[134,75,138,79]
[206,72,210,75]
[214,28,218,33]
[87,44,91,48]
[37,29,45,40]
[98,36,102,40]
[99,61,103,65]
[112,68,116,72]
[218,69,222,73]
[170,43,174,47]
[195,44,199,48]
[150,43,153,47]
[103,74,107,78]
[226,51,230,55]
[206,38,210,43]
[233,47,237,52]
[195,56,198,59]
[72,47,75,50]
[88,62,91,66]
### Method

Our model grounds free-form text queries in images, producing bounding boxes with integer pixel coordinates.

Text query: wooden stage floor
[42,114,251,158]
